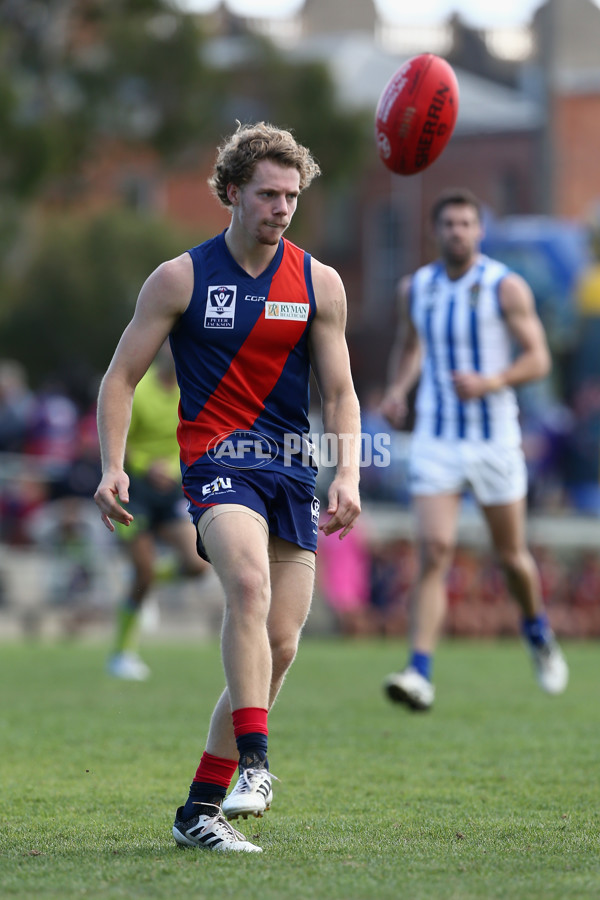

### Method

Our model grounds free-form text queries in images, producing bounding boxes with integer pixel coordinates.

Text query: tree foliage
[0,0,218,199]
[0,0,371,383]
[0,209,199,386]
[0,0,369,200]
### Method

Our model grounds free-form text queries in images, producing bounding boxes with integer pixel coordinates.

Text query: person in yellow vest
[107,342,209,680]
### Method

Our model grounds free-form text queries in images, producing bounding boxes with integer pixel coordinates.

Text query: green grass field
[1,636,598,899]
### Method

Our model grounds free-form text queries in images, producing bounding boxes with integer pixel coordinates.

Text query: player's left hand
[452,370,496,400]
[319,476,361,540]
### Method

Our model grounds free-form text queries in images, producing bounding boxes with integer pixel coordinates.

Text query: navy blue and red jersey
[169,231,318,487]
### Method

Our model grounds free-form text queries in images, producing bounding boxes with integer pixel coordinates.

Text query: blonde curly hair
[208,121,321,207]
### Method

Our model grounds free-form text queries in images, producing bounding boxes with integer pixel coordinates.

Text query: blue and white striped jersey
[410,254,521,445]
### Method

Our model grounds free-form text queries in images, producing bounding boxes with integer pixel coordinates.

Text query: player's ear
[227,183,240,205]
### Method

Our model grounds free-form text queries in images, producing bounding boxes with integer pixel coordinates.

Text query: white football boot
[222,764,274,821]
[173,805,262,853]
[529,638,569,695]
[383,666,435,711]
[106,652,150,681]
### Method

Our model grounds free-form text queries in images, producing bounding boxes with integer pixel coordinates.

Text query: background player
[94,121,361,852]
[380,187,568,711]
[107,341,209,681]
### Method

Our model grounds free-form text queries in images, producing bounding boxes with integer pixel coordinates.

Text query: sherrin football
[375,53,459,176]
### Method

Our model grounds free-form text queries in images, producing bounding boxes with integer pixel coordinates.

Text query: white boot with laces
[222,756,275,821]
[173,804,262,852]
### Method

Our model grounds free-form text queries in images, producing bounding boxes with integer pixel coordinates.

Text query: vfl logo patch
[205,285,237,329]
[265,301,309,321]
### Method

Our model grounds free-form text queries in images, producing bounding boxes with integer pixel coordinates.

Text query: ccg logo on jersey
[205,285,237,329]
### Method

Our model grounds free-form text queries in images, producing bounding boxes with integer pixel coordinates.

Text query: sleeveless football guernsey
[409,254,521,446]
[169,232,317,486]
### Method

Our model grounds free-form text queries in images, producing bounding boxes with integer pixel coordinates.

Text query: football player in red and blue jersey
[94,122,361,853]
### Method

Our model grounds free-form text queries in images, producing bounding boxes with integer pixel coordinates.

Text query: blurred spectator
[563,376,600,513]
[317,514,374,636]
[23,378,79,480]
[369,537,415,635]
[532,544,569,608]
[18,396,111,630]
[49,405,102,503]
[520,390,574,511]
[0,360,35,453]
[26,490,114,630]
[0,468,48,545]
[359,387,394,502]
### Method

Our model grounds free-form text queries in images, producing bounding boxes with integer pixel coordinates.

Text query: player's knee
[226,566,270,617]
[419,537,454,572]
[270,635,299,680]
[497,548,530,580]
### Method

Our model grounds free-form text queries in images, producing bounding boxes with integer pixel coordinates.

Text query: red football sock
[231,706,268,737]
[193,751,238,787]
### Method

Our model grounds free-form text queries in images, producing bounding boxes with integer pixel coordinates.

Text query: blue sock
[410,651,432,681]
[182,782,226,819]
[521,613,551,648]
[236,732,269,769]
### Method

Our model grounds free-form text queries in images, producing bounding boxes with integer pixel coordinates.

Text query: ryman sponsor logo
[265,301,309,321]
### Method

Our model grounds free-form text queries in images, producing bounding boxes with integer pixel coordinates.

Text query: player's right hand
[379,387,407,429]
[94,470,134,532]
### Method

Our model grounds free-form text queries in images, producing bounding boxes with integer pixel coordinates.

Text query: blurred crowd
[0,359,102,547]
[317,527,600,640]
[1,357,600,638]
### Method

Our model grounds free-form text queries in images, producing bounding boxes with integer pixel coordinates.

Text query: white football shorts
[408,437,528,506]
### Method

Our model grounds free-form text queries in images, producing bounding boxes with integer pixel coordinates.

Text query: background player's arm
[380,275,422,428]
[308,260,361,539]
[94,253,193,531]
[452,272,551,401]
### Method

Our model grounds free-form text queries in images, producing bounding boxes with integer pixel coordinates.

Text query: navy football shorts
[182,465,320,562]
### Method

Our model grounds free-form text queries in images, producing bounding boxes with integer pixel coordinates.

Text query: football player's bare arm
[94,254,193,531]
[498,273,551,385]
[380,276,422,428]
[309,260,361,539]
[453,273,551,401]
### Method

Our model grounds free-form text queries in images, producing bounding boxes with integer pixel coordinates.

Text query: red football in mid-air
[375,53,459,176]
